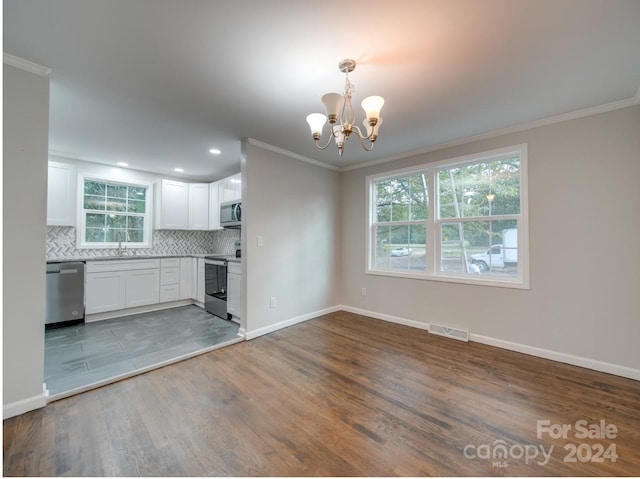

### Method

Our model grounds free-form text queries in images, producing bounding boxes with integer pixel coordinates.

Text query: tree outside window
[78,177,152,248]
[367,145,528,288]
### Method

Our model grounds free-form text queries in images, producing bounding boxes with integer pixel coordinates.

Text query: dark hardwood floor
[4,311,640,476]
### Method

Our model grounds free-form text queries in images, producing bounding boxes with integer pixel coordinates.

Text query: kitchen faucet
[115,231,130,256]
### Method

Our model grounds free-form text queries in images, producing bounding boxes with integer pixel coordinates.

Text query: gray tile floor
[45,305,241,398]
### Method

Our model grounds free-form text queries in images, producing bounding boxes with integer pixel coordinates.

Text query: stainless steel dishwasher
[46,262,85,327]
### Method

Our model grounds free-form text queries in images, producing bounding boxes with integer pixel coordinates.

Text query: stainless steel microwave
[220,201,241,228]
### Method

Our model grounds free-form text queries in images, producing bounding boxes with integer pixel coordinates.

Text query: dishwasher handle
[59,269,79,274]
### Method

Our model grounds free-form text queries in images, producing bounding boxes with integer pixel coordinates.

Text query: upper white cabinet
[156,180,212,230]
[209,174,240,230]
[220,173,241,203]
[155,179,189,229]
[208,180,222,230]
[47,161,76,226]
[188,183,209,230]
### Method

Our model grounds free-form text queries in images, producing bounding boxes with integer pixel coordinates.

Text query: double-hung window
[77,176,153,249]
[367,144,529,288]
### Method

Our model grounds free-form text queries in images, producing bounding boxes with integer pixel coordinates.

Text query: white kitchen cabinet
[208,180,222,230]
[160,259,180,285]
[155,179,189,229]
[220,173,241,203]
[196,258,205,305]
[86,271,126,314]
[227,261,241,319]
[179,257,192,300]
[160,283,180,303]
[188,183,210,230]
[86,259,160,315]
[160,258,181,302]
[125,269,160,308]
[47,161,76,226]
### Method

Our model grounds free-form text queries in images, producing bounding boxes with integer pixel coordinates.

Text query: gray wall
[244,142,341,337]
[340,105,640,372]
[3,63,50,414]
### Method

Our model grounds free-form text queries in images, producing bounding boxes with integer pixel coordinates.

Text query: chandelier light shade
[306,59,384,156]
[361,95,385,121]
[306,113,327,137]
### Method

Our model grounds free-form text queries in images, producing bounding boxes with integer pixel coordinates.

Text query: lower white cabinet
[196,258,205,304]
[179,257,192,300]
[227,262,241,319]
[160,283,180,303]
[86,259,160,314]
[160,258,181,302]
[85,271,126,314]
[85,257,208,316]
[125,269,160,308]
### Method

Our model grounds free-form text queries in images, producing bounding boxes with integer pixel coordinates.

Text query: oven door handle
[204,259,227,266]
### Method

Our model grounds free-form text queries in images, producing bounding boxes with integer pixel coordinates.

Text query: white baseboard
[4,392,47,419]
[470,333,640,381]
[338,305,639,381]
[340,305,430,331]
[244,305,342,340]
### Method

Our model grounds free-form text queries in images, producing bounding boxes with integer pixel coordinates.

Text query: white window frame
[366,144,529,289]
[76,174,154,249]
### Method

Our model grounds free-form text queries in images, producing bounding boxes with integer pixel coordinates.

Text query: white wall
[243,142,341,338]
[3,62,50,417]
[341,105,640,376]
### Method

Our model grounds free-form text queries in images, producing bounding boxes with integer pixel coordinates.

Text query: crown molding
[3,53,51,76]
[48,150,82,162]
[340,89,640,172]
[246,138,339,171]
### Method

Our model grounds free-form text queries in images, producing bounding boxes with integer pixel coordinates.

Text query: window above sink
[77,174,153,249]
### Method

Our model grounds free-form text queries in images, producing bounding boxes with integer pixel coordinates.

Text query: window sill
[366,268,529,289]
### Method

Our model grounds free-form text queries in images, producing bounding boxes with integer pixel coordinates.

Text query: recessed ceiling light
[117,162,128,167]
[174,167,184,173]
[209,148,221,155]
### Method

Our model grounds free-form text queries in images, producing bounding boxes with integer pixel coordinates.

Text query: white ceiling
[4,0,640,181]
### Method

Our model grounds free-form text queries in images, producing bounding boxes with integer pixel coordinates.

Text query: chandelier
[306,59,384,156]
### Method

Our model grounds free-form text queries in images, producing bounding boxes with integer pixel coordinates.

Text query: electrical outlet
[361,288,367,296]
[270,296,277,308]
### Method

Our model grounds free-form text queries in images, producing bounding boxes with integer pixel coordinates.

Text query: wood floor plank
[4,311,640,476]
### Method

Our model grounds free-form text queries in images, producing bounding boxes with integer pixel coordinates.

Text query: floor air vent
[428,323,469,342]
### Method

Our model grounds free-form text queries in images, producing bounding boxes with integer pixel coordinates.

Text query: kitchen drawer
[86,259,160,273]
[160,257,180,268]
[228,262,241,274]
[160,266,180,285]
[160,283,180,302]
